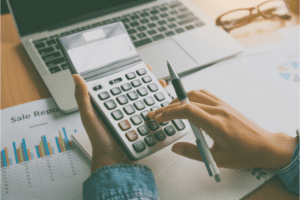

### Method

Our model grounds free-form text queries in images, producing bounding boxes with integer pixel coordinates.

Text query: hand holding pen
[148,62,295,177]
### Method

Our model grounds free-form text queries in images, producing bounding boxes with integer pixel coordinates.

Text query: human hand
[148,90,297,170]
[73,65,167,172]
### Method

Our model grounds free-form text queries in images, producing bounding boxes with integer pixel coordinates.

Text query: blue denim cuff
[83,164,160,200]
[274,130,300,194]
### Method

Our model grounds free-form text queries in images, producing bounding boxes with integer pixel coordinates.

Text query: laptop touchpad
[138,39,197,79]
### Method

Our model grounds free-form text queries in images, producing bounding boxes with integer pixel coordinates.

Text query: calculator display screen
[67,34,137,73]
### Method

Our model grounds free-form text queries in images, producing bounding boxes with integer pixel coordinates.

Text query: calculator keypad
[137,87,148,96]
[127,91,139,101]
[130,115,143,125]
[119,120,131,131]
[111,87,122,95]
[116,95,129,105]
[123,105,136,115]
[126,130,138,141]
[92,67,188,157]
[132,79,142,87]
[111,109,124,120]
[142,76,152,83]
[147,121,160,131]
[98,91,110,100]
[121,83,132,91]
[134,100,146,111]
[148,83,159,92]
[104,99,117,110]
[126,72,136,80]
[144,135,156,146]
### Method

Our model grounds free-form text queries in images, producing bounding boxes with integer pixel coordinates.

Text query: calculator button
[118,120,131,131]
[161,101,170,107]
[141,110,150,121]
[137,124,150,136]
[123,104,136,115]
[111,110,124,120]
[98,91,110,100]
[147,83,158,92]
[160,121,169,126]
[144,96,155,106]
[134,100,146,110]
[121,83,132,91]
[127,91,139,101]
[133,141,146,152]
[142,76,152,83]
[110,87,122,96]
[130,115,143,125]
[104,99,117,110]
[116,95,129,105]
[131,79,142,87]
[154,92,165,101]
[172,119,185,131]
[154,130,166,141]
[137,87,148,96]
[150,106,159,111]
[144,135,156,146]
[147,121,160,131]
[125,130,138,141]
[136,68,147,76]
[126,72,136,80]
[164,125,176,136]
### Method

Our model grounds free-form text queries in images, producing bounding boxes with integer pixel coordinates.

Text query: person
[72,66,299,200]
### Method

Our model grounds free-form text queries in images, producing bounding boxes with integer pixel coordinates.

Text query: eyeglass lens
[219,0,289,31]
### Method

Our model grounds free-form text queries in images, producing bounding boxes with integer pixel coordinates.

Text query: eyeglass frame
[216,0,291,32]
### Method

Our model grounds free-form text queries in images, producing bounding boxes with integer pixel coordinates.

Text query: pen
[167,61,221,183]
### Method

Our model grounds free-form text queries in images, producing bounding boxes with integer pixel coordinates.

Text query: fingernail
[155,113,162,121]
[73,75,79,85]
[172,145,183,155]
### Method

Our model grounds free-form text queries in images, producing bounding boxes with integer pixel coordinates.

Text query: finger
[154,103,214,127]
[158,79,168,88]
[170,90,219,106]
[73,75,98,122]
[171,142,225,166]
[148,102,181,119]
[199,89,223,102]
[146,65,153,72]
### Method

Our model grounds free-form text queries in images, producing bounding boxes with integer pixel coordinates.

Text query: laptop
[7,0,243,113]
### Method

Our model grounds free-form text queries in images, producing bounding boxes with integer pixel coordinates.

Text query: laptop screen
[8,0,152,36]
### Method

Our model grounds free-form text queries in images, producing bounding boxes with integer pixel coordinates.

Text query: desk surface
[1,0,299,199]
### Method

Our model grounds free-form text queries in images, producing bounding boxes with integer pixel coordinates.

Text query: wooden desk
[1,0,299,199]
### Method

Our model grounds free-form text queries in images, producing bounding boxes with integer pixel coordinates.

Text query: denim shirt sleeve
[83,164,160,200]
[274,130,300,194]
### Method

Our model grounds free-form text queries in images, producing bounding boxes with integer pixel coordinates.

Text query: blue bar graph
[22,139,29,161]
[2,150,7,167]
[62,127,70,151]
[9,158,12,165]
[35,146,40,158]
[30,152,34,160]
[43,136,50,156]
[51,147,55,154]
[55,137,61,153]
[13,142,19,164]
[20,143,26,161]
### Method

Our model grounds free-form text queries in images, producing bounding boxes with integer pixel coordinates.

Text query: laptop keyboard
[32,1,205,74]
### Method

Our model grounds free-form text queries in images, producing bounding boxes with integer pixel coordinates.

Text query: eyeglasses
[216,0,291,32]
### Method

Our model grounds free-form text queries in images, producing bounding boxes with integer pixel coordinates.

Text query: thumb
[172,142,204,162]
[172,142,225,166]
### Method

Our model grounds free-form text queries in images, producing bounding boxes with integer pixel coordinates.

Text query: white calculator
[58,22,190,160]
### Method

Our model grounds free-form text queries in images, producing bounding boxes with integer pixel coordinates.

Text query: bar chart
[1,98,90,199]
[1,147,12,167]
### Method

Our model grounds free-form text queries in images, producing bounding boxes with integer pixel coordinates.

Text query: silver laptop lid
[7,0,154,37]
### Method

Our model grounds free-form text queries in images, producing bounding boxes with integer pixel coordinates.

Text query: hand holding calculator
[58,22,190,160]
